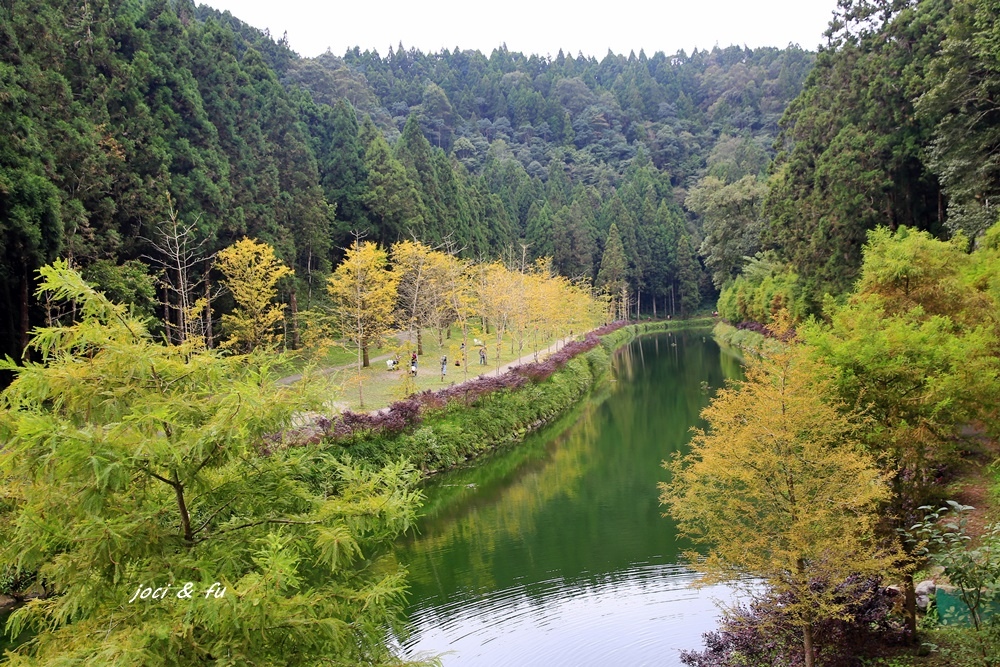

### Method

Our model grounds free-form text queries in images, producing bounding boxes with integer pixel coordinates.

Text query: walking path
[447,337,573,383]
[275,349,396,386]
[276,334,578,412]
[276,331,416,386]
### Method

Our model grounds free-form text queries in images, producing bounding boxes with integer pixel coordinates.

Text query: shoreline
[314,318,716,476]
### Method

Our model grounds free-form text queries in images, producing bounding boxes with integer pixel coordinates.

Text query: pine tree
[597,223,628,318]
[314,99,370,237]
[551,202,596,280]
[675,233,702,315]
[524,202,554,260]
[360,117,425,244]
[395,114,445,242]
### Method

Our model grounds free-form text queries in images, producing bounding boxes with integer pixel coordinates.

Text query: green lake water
[395,329,744,666]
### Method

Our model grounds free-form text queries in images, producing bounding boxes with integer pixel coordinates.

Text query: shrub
[717,254,806,325]
[681,578,907,667]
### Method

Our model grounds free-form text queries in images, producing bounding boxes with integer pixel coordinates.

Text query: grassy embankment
[712,320,783,358]
[323,318,714,474]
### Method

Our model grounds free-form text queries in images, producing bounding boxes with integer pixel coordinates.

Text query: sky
[198,0,837,60]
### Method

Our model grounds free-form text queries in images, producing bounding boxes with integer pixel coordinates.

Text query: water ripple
[400,563,733,666]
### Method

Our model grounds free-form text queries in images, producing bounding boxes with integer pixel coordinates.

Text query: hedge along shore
[274,318,715,475]
[712,320,785,358]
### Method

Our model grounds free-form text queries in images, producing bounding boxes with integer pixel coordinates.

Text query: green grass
[863,624,1000,667]
[713,321,784,357]
[331,318,717,474]
[289,327,573,412]
[269,341,389,380]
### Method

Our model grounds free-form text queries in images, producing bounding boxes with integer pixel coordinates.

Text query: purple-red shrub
[593,321,628,336]
[268,323,640,449]
[680,577,906,667]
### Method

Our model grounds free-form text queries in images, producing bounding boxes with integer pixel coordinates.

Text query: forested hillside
[724,0,1000,321]
[0,0,814,370]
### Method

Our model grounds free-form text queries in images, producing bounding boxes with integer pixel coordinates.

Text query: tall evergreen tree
[766,0,950,299]
[551,202,596,279]
[595,223,628,297]
[919,0,1000,240]
[524,202,555,260]
[360,116,425,244]
[310,99,370,243]
[676,233,702,315]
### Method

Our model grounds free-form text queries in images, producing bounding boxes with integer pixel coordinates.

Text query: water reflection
[397,330,743,666]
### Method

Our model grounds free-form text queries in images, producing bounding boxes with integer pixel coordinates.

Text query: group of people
[386,344,490,380]
[385,351,419,376]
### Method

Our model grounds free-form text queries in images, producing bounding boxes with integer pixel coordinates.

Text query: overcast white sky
[198,0,837,59]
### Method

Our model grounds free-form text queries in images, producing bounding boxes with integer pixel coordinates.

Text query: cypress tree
[596,222,628,295]
[525,202,555,260]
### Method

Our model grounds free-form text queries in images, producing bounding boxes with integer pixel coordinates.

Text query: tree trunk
[362,345,370,368]
[18,265,30,352]
[289,289,300,349]
[163,286,173,344]
[306,247,313,307]
[417,329,423,356]
[903,573,917,642]
[803,621,815,667]
[204,274,213,349]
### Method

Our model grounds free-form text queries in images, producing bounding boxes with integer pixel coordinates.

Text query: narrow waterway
[396,329,744,666]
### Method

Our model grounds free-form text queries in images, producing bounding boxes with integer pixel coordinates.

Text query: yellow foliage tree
[391,240,433,356]
[216,238,293,352]
[327,239,399,406]
[476,261,518,375]
[391,240,453,355]
[439,251,477,379]
[660,346,901,667]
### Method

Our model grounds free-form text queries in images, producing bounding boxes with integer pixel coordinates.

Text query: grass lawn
[297,326,572,412]
[272,341,388,378]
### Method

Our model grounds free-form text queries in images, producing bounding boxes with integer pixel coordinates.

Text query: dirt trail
[275,332,415,386]
[951,424,999,539]
[277,334,578,410]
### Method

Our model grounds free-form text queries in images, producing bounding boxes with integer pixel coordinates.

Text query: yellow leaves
[1,261,422,665]
[855,225,992,326]
[327,240,399,408]
[474,258,602,365]
[216,238,293,353]
[391,239,454,336]
[326,241,399,349]
[661,345,902,621]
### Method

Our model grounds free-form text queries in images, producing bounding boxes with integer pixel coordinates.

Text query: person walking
[479,347,487,365]
[440,355,448,381]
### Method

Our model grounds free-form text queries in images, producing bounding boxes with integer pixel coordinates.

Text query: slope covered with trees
[719,0,1000,318]
[0,0,815,372]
